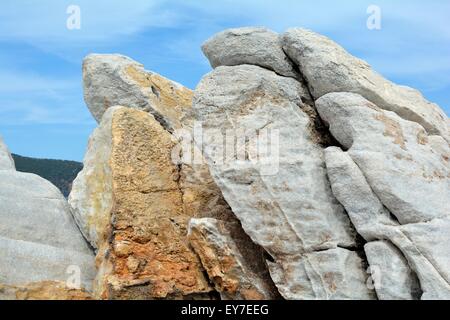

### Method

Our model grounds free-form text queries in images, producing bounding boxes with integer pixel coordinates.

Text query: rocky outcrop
[83,54,193,130]
[192,64,373,299]
[73,55,279,300]
[195,27,449,300]
[68,107,115,249]
[321,94,450,299]
[5,26,448,301]
[202,27,298,78]
[282,28,449,142]
[0,138,95,294]
[70,106,212,299]
[318,93,449,225]
[0,136,15,170]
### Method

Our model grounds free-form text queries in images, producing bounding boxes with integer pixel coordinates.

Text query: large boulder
[83,54,193,130]
[318,93,449,225]
[321,92,450,300]
[202,27,298,78]
[192,64,373,299]
[282,28,449,141]
[70,106,212,299]
[0,169,95,292]
[0,136,15,171]
[325,146,450,299]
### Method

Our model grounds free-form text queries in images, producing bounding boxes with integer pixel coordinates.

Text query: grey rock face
[0,136,15,171]
[323,114,450,299]
[0,170,95,290]
[268,248,374,300]
[282,28,449,141]
[68,107,116,249]
[83,54,193,130]
[192,64,372,299]
[318,92,449,225]
[202,27,298,78]
[365,241,421,300]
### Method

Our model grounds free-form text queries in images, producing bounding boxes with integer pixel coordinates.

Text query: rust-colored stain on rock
[95,108,212,299]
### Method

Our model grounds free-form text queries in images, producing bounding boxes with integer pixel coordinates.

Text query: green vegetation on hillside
[12,154,83,198]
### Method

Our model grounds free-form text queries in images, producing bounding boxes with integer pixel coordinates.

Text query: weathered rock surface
[365,241,421,300]
[5,27,447,301]
[192,64,374,299]
[188,218,279,300]
[282,28,449,141]
[83,54,193,130]
[71,106,212,299]
[0,281,92,300]
[74,54,280,300]
[71,103,279,300]
[323,112,450,299]
[68,107,115,249]
[318,93,449,225]
[0,136,15,171]
[176,118,283,300]
[268,248,374,300]
[202,27,298,78]
[0,169,95,291]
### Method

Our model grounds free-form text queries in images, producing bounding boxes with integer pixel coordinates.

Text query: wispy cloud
[0,69,93,125]
[0,0,179,42]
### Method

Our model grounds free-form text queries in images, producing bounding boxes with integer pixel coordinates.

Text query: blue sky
[0,0,449,161]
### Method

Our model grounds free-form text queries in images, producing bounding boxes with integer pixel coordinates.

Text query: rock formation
[70,55,279,300]
[188,218,278,300]
[192,64,373,299]
[0,281,92,300]
[282,28,449,142]
[193,27,449,300]
[3,26,449,300]
[202,27,298,78]
[70,106,213,299]
[0,138,95,299]
[320,94,450,300]
[83,54,192,131]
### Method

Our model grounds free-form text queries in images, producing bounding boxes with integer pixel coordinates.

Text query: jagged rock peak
[281,28,449,141]
[83,54,193,131]
[202,27,299,78]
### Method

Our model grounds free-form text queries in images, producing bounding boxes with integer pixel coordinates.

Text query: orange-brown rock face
[94,107,212,299]
[0,282,92,300]
[188,219,280,300]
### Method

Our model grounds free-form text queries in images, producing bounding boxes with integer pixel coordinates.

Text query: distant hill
[11,154,83,198]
